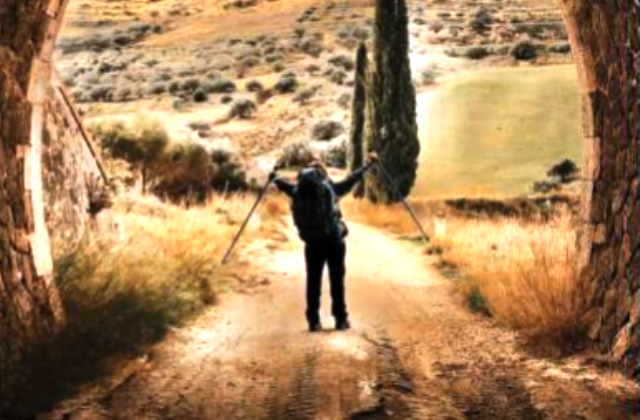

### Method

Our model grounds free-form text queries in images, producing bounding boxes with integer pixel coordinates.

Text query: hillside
[56,0,578,198]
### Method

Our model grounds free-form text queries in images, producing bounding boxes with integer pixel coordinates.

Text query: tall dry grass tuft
[340,197,435,235]
[433,212,587,350]
[20,193,272,408]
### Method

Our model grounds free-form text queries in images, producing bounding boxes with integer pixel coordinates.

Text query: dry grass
[341,197,441,236]
[19,192,279,410]
[343,196,587,350]
[432,212,587,350]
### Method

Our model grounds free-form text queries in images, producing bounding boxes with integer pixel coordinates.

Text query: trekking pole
[221,175,275,265]
[375,161,430,244]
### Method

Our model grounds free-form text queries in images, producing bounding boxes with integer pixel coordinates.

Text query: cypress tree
[365,0,420,203]
[349,43,368,198]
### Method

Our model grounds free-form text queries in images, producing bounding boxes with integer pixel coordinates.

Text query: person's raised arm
[270,172,296,198]
[332,152,378,197]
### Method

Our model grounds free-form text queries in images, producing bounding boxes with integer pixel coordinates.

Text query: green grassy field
[415,65,582,199]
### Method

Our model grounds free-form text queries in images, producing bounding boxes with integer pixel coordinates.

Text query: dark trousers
[304,239,348,324]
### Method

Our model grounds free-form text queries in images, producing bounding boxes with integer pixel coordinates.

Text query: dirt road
[46,224,636,420]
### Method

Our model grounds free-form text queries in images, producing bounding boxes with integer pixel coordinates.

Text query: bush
[300,38,324,57]
[206,78,237,93]
[511,41,537,60]
[209,145,249,192]
[324,137,347,168]
[241,56,261,68]
[245,80,264,92]
[273,73,299,94]
[328,54,355,71]
[264,53,284,63]
[89,85,114,102]
[329,69,348,85]
[193,88,209,103]
[293,85,321,105]
[181,77,202,92]
[312,120,345,141]
[147,82,168,95]
[221,95,234,104]
[547,42,571,54]
[228,99,257,119]
[547,159,579,183]
[337,92,352,109]
[468,7,493,33]
[464,46,490,60]
[277,141,317,168]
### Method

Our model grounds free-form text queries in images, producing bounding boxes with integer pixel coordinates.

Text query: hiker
[269,153,378,332]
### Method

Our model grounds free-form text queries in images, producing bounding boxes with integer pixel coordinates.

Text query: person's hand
[366,152,379,166]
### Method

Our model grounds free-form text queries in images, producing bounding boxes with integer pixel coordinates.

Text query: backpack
[292,168,338,242]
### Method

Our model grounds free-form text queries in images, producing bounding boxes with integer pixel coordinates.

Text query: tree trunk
[365,0,420,203]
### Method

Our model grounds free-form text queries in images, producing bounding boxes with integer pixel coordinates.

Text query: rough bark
[365,0,420,203]
[349,44,368,198]
[557,0,639,376]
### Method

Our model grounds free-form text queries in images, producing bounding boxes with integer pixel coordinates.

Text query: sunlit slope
[416,65,582,198]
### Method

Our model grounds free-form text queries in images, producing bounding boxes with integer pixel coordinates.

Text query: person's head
[307,160,328,179]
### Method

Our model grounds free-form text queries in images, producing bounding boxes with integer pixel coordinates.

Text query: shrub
[352,27,370,41]
[337,92,352,109]
[306,63,321,74]
[114,87,133,102]
[547,42,571,54]
[273,73,299,94]
[207,78,237,93]
[228,99,258,119]
[193,88,209,103]
[293,85,321,105]
[221,95,234,104]
[464,46,490,60]
[468,7,493,33]
[181,77,202,92]
[89,85,114,102]
[264,53,284,64]
[245,80,264,92]
[147,82,168,95]
[329,69,348,85]
[324,137,347,168]
[328,54,355,71]
[511,41,537,60]
[547,159,579,183]
[241,56,261,68]
[209,145,249,192]
[300,38,324,57]
[312,120,345,141]
[277,141,317,168]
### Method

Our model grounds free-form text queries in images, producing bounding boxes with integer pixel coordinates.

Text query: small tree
[365,0,420,203]
[547,159,579,183]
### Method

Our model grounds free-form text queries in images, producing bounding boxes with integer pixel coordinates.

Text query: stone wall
[0,0,67,409]
[559,0,639,376]
[42,80,106,257]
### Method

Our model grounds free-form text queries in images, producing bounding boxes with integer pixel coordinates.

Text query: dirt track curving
[44,224,637,420]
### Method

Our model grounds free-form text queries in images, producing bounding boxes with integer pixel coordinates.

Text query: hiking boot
[335,319,351,331]
[309,321,323,332]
